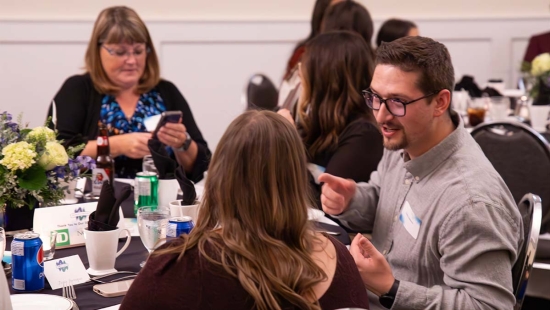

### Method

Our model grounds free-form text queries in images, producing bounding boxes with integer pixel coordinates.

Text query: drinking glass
[0,228,5,263]
[142,155,158,175]
[488,96,510,121]
[39,230,58,260]
[467,98,488,127]
[137,207,170,267]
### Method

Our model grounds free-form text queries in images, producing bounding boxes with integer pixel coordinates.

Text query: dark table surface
[5,181,351,310]
[7,236,146,310]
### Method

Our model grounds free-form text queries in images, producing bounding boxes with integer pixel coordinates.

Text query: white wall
[0,0,549,150]
[1,0,549,19]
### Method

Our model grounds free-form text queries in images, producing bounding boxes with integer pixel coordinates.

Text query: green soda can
[134,171,159,215]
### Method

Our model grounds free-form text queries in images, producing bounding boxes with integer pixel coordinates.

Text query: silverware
[62,281,79,310]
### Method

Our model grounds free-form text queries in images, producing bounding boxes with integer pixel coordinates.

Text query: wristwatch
[174,132,192,152]
[379,279,400,309]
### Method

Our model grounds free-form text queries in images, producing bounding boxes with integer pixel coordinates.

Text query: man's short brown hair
[376,36,455,104]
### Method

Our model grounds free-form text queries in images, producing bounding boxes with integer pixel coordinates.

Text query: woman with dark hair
[321,1,375,58]
[278,31,383,208]
[120,110,369,310]
[283,0,345,80]
[376,18,418,47]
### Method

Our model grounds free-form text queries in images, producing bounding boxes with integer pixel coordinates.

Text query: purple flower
[76,156,96,170]
[53,166,66,179]
[1,111,12,121]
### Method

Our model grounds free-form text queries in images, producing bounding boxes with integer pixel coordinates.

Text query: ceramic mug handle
[115,229,132,258]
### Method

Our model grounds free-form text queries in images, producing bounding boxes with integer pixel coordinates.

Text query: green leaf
[19,128,32,140]
[18,165,47,190]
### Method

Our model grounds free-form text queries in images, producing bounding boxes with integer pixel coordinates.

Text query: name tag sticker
[399,201,421,239]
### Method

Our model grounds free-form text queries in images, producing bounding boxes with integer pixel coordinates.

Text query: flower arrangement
[522,53,550,104]
[0,112,96,209]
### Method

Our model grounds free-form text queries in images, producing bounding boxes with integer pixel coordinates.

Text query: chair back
[511,193,542,310]
[242,74,278,111]
[471,121,550,236]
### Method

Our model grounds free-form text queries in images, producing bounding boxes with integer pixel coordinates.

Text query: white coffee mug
[169,200,199,222]
[84,228,131,276]
[158,179,180,210]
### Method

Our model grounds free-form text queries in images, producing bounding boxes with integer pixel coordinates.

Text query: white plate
[11,294,73,310]
[308,208,325,221]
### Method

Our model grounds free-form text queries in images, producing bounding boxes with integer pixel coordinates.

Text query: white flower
[531,53,550,77]
[37,141,68,170]
[26,126,56,143]
[0,141,37,171]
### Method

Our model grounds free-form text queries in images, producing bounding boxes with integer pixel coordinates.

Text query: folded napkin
[455,75,482,98]
[88,182,132,231]
[148,139,177,179]
[176,166,197,205]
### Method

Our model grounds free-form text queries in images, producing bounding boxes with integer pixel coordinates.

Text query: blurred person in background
[278,31,382,211]
[321,1,375,60]
[376,18,418,48]
[278,0,347,110]
[48,6,211,180]
[121,110,370,310]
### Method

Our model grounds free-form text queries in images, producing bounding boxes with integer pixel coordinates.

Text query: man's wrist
[379,279,400,309]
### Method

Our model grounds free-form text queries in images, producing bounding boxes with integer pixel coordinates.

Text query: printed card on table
[44,255,90,290]
[33,202,125,249]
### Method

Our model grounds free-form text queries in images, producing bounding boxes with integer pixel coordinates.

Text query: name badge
[399,201,421,239]
[307,164,326,185]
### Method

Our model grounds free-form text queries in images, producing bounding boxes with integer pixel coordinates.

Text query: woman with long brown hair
[120,110,369,310]
[278,31,383,209]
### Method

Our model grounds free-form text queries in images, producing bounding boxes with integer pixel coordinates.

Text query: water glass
[0,228,5,263]
[142,155,158,175]
[488,96,510,121]
[39,230,58,260]
[137,207,170,267]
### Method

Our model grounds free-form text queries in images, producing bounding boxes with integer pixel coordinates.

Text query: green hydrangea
[25,126,56,144]
[531,53,550,77]
[38,141,69,170]
[0,141,37,171]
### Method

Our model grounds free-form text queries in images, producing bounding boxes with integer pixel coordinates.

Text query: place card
[44,255,90,290]
[33,202,125,249]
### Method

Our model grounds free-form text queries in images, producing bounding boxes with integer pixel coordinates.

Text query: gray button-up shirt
[336,114,523,310]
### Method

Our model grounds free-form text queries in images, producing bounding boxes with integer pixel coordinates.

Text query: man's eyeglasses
[101,45,150,61]
[362,89,440,117]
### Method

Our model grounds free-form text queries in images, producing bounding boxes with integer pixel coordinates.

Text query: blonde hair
[156,110,326,310]
[85,6,160,95]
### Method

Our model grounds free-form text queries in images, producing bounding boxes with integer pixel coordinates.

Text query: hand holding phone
[152,111,183,138]
[93,279,134,298]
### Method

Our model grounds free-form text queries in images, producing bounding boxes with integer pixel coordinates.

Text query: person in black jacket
[278,31,383,210]
[48,6,210,180]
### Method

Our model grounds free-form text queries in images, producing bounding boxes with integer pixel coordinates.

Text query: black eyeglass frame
[362,89,441,117]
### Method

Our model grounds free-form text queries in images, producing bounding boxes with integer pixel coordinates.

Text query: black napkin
[176,166,197,205]
[481,87,502,97]
[455,75,482,98]
[88,182,131,231]
[147,139,177,179]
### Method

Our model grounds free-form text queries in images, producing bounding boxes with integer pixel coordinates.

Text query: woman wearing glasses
[278,31,383,210]
[48,6,211,180]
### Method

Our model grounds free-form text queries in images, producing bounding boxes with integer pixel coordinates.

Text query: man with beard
[319,36,523,310]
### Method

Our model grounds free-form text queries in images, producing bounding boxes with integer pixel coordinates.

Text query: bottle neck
[96,135,111,156]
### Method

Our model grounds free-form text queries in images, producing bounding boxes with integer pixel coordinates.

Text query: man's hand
[318,173,356,215]
[349,234,395,296]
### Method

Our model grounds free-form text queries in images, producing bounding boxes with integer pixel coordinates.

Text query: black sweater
[48,74,211,182]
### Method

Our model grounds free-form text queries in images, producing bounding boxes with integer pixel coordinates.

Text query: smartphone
[152,111,183,138]
[93,279,134,298]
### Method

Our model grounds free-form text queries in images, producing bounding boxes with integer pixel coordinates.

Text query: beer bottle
[92,126,115,197]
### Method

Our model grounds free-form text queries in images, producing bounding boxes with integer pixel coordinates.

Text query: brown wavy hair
[298,31,375,160]
[85,6,160,95]
[155,110,326,310]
